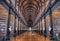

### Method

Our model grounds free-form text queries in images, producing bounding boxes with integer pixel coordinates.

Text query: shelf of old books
[0,4,8,37]
[52,6,60,37]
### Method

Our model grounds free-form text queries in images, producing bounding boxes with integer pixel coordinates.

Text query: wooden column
[44,17,47,37]
[49,1,54,40]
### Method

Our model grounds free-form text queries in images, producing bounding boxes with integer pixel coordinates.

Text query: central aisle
[10,32,51,41]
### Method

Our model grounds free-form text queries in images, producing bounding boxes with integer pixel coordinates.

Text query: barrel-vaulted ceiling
[20,0,41,27]
[18,0,47,27]
[7,0,50,27]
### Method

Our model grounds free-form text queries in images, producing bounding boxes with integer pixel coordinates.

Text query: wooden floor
[10,32,51,41]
